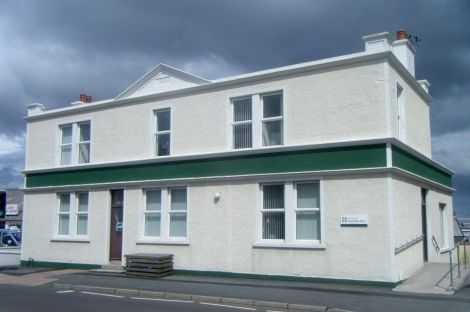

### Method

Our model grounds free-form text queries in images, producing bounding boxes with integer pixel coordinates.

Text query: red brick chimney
[396,29,408,40]
[79,94,92,103]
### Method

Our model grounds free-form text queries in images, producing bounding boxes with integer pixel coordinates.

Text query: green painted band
[20,260,101,270]
[173,269,398,288]
[391,146,452,187]
[25,144,387,188]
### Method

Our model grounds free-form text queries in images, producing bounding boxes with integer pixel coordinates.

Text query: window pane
[61,146,72,165]
[111,190,123,206]
[77,193,88,212]
[79,123,90,142]
[170,212,187,237]
[263,93,282,118]
[156,109,171,131]
[233,98,252,122]
[263,185,284,209]
[233,123,252,149]
[297,183,320,208]
[61,125,72,144]
[157,133,170,156]
[262,212,285,239]
[78,143,90,163]
[296,212,320,240]
[145,213,161,236]
[262,120,282,146]
[77,215,88,235]
[171,189,187,210]
[146,190,161,211]
[58,215,69,235]
[59,194,70,212]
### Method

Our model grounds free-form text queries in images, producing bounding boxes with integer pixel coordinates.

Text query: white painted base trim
[252,242,327,250]
[135,239,190,246]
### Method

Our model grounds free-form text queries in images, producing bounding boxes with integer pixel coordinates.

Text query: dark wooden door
[110,190,123,261]
[421,188,428,262]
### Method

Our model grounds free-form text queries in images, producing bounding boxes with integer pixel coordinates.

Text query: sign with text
[6,204,19,216]
[340,215,368,226]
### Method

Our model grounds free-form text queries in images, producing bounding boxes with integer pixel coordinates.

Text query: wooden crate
[125,253,174,278]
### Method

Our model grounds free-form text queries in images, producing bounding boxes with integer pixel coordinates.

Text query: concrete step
[90,262,125,274]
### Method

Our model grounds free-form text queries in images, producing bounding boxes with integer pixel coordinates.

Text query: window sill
[136,239,189,246]
[252,241,327,250]
[51,237,90,243]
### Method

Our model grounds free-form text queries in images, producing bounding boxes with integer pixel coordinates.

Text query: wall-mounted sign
[340,215,368,226]
[6,204,19,216]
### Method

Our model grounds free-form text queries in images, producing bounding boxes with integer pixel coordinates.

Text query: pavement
[3,267,470,311]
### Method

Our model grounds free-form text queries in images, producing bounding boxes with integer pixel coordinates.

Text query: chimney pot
[79,94,92,103]
[397,29,408,40]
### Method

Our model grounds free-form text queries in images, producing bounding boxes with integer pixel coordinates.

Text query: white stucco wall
[21,190,111,265]
[392,175,424,280]
[426,187,454,263]
[389,65,431,157]
[22,174,393,282]
[25,60,386,170]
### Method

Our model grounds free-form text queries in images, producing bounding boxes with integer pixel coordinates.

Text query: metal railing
[435,236,469,290]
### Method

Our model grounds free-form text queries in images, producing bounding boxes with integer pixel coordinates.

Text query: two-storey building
[22,31,454,285]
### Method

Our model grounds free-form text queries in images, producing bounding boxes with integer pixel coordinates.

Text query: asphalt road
[0,284,271,312]
[55,273,470,312]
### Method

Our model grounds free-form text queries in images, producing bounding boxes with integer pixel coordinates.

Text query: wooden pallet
[124,253,174,278]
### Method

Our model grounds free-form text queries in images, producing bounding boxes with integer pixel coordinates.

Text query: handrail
[435,236,469,290]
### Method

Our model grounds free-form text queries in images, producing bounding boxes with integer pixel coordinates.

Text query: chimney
[79,94,92,103]
[363,32,392,53]
[396,29,408,40]
[392,29,416,77]
[26,103,45,116]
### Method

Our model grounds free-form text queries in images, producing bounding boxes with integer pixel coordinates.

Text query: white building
[22,31,454,285]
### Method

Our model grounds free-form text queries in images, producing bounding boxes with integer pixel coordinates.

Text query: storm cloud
[0,0,469,215]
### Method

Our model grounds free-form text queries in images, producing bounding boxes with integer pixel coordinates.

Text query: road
[0,284,275,312]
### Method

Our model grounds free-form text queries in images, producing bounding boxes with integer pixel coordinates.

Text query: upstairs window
[262,93,283,146]
[232,97,253,149]
[155,108,171,156]
[78,122,91,164]
[230,91,283,150]
[59,121,91,165]
[60,125,73,165]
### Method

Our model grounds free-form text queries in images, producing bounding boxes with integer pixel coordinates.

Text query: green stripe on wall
[26,144,387,188]
[392,146,452,187]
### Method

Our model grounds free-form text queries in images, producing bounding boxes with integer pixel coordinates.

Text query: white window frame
[254,179,325,249]
[77,122,91,164]
[261,92,284,147]
[58,121,92,166]
[154,108,171,157]
[228,90,284,150]
[75,192,89,236]
[231,96,253,150]
[294,182,321,244]
[143,189,162,238]
[54,192,90,240]
[260,183,286,242]
[59,124,73,165]
[139,186,189,244]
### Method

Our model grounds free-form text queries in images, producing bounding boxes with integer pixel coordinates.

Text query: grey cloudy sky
[0,0,469,215]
